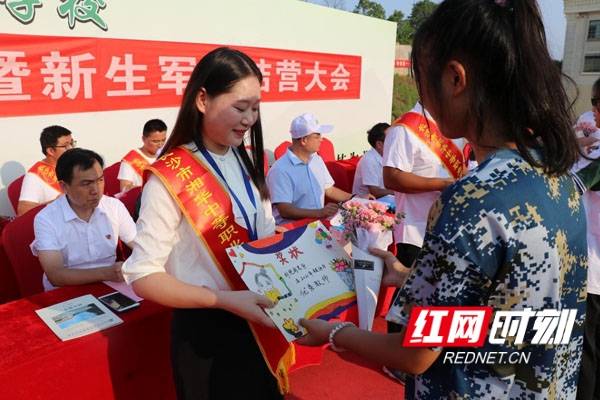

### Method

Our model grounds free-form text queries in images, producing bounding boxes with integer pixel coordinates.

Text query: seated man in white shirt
[352,122,395,199]
[31,148,137,291]
[17,125,77,216]
[117,118,167,192]
[267,113,353,225]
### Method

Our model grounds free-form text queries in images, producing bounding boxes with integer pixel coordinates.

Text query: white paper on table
[103,281,143,302]
[35,294,123,341]
[352,246,384,331]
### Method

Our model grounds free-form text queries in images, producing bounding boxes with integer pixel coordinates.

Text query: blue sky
[312,0,566,60]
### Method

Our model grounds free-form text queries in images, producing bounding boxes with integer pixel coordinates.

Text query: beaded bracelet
[328,321,356,352]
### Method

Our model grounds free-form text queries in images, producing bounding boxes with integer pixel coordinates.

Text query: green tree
[396,20,413,44]
[387,9,403,23]
[388,10,414,44]
[409,0,437,31]
[353,0,386,19]
[391,75,419,120]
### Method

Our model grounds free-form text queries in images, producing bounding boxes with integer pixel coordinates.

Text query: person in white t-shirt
[382,102,459,342]
[31,148,136,291]
[117,119,167,192]
[18,125,76,216]
[352,122,395,199]
[267,113,353,225]
[383,103,457,264]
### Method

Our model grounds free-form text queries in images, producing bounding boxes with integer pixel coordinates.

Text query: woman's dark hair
[367,122,391,148]
[56,148,104,184]
[162,47,268,199]
[412,0,578,175]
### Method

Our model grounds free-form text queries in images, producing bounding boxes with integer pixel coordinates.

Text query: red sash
[122,150,150,179]
[28,161,61,192]
[393,111,465,178]
[146,146,294,393]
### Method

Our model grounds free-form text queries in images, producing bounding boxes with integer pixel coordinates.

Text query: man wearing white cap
[267,113,353,225]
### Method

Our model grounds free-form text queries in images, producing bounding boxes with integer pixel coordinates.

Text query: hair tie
[493,0,513,13]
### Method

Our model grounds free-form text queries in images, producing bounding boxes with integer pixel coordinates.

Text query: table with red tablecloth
[0,283,176,400]
[0,280,371,399]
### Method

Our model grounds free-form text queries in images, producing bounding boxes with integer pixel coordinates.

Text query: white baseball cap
[290,113,334,139]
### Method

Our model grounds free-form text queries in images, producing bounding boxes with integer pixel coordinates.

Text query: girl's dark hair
[162,47,268,199]
[412,0,578,175]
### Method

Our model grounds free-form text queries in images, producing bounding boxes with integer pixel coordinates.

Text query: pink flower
[339,199,402,235]
[575,121,597,137]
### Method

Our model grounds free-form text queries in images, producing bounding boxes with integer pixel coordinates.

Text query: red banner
[0,33,362,117]
[394,59,411,68]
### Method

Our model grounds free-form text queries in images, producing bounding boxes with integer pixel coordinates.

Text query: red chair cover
[325,161,353,193]
[274,141,291,160]
[103,162,121,197]
[318,137,335,162]
[118,186,141,217]
[0,242,20,304]
[7,175,24,214]
[2,205,45,296]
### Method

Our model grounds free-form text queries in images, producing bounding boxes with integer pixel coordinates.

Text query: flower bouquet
[334,198,402,330]
[574,120,599,138]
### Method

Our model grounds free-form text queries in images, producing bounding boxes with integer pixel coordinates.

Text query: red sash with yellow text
[122,150,150,180]
[393,111,464,178]
[28,161,61,192]
[146,146,294,394]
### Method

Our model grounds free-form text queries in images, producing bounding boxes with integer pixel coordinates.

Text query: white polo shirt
[19,171,61,205]
[122,144,276,289]
[31,194,137,291]
[383,104,464,247]
[266,149,334,225]
[117,149,155,188]
[352,148,385,196]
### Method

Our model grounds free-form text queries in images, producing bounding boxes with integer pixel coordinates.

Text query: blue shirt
[387,149,587,399]
[266,149,334,224]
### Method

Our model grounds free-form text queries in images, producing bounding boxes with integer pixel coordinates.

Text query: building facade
[564,0,600,116]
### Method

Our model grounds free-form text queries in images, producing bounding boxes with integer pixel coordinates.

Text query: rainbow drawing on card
[227,221,357,342]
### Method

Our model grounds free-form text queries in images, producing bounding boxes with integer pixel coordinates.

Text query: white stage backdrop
[0,0,396,216]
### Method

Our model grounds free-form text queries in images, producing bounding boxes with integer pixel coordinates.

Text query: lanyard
[200,147,258,241]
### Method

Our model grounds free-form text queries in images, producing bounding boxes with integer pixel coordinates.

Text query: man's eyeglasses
[53,140,77,149]
[592,98,600,108]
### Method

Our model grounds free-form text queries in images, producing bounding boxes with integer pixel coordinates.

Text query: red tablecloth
[0,283,175,400]
[0,281,361,398]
